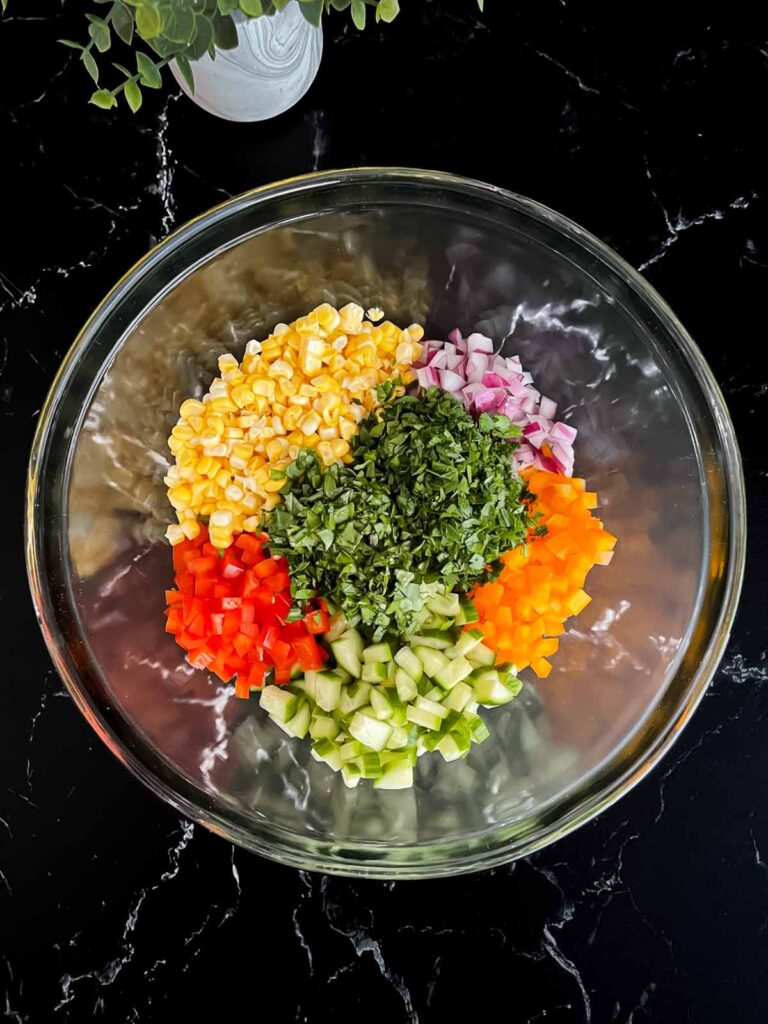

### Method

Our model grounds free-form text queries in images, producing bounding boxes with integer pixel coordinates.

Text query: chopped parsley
[266,388,538,640]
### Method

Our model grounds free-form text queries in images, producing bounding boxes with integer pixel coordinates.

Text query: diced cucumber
[356,752,383,779]
[466,699,479,715]
[445,628,484,659]
[415,695,450,720]
[413,646,450,678]
[426,592,461,618]
[405,632,452,650]
[370,688,394,721]
[436,730,472,762]
[284,700,311,739]
[361,661,389,684]
[340,739,364,760]
[442,681,474,712]
[394,646,423,683]
[385,725,411,750]
[388,698,408,727]
[395,668,418,702]
[374,756,414,790]
[455,595,480,625]
[259,685,300,723]
[464,713,490,743]
[315,671,343,712]
[341,761,361,787]
[420,729,442,751]
[496,665,523,697]
[338,681,371,715]
[348,712,393,752]
[473,669,518,706]
[296,670,318,702]
[312,739,343,771]
[434,655,473,690]
[309,713,339,741]
[424,685,445,702]
[268,714,294,736]
[406,704,443,731]
[466,641,496,667]
[422,613,453,632]
[331,628,364,677]
[290,662,303,680]
[363,643,393,664]
[324,611,349,643]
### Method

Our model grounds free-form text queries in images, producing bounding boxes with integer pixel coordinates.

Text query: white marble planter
[170,7,323,122]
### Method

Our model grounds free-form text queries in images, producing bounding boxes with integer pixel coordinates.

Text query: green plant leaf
[58,39,85,50]
[239,0,263,14]
[298,0,323,26]
[124,77,143,112]
[212,12,238,48]
[330,0,352,8]
[135,4,162,38]
[136,50,163,87]
[163,8,196,43]
[217,0,238,12]
[81,48,100,83]
[477,0,484,9]
[273,0,292,8]
[113,62,133,76]
[350,0,364,28]
[175,52,195,94]
[112,1,135,44]
[375,0,398,23]
[188,14,214,58]
[90,88,117,109]
[87,16,112,52]
[148,35,179,57]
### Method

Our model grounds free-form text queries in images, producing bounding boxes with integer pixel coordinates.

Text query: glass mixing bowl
[26,169,745,878]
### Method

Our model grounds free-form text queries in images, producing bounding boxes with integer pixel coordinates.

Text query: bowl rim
[25,167,746,878]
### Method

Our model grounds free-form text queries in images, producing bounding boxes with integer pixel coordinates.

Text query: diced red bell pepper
[235,534,263,555]
[194,577,216,599]
[304,606,330,635]
[188,556,217,577]
[293,634,327,671]
[165,522,332,699]
[253,558,277,580]
[233,633,253,657]
[263,571,289,594]
[246,661,271,689]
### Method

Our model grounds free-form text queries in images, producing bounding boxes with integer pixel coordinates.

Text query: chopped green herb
[266,388,538,641]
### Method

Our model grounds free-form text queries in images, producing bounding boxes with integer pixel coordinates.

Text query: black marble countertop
[2,2,768,1021]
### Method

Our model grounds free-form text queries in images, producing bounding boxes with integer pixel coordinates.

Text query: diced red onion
[467,333,495,354]
[549,421,578,446]
[413,330,579,478]
[539,395,558,420]
[439,369,466,392]
[475,388,503,413]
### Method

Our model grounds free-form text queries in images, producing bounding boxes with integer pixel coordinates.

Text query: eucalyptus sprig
[0,0,483,114]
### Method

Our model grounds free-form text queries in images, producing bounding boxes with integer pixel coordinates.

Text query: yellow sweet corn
[165,303,423,547]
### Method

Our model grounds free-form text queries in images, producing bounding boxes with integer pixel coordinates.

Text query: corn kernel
[210,510,233,528]
[181,519,201,540]
[179,398,205,419]
[264,477,287,493]
[165,524,185,545]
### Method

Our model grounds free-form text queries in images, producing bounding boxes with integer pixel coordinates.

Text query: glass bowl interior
[26,170,744,877]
